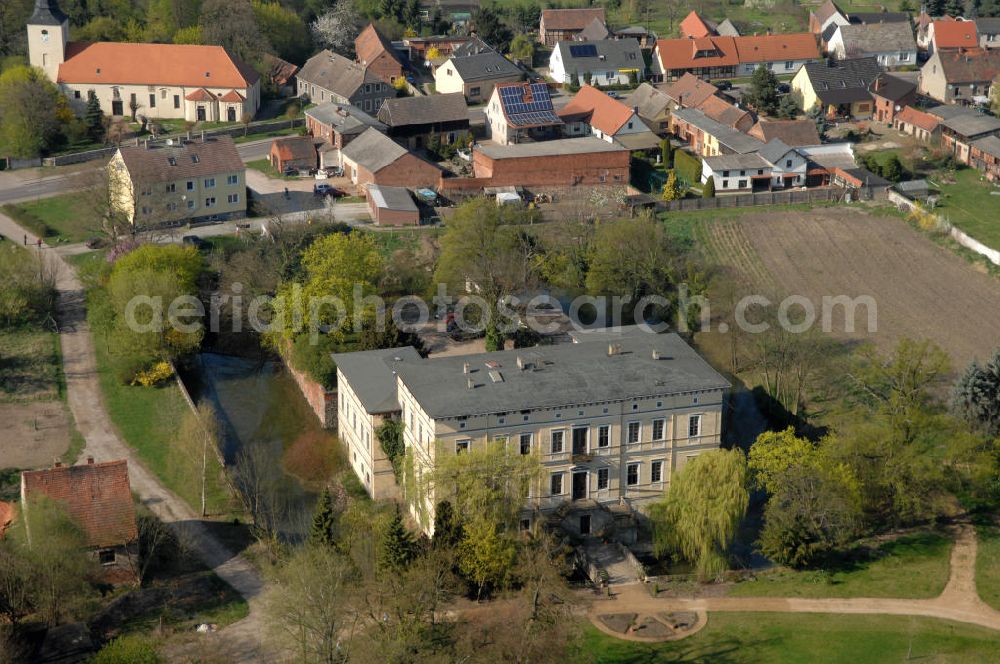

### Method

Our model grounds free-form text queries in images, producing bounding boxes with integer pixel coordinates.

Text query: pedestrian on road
[23,234,26,245]
[36,238,42,248]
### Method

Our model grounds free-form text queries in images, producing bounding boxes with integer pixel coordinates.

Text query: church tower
[27,0,69,82]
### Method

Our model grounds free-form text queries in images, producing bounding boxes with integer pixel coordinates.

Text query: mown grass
[246,158,295,180]
[930,168,1000,251]
[975,524,1000,611]
[2,194,102,244]
[728,531,952,600]
[580,613,1000,663]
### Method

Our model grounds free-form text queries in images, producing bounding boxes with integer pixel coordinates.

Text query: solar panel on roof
[568,44,598,58]
[498,83,562,126]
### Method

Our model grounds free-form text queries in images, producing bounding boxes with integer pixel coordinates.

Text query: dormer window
[205,72,211,77]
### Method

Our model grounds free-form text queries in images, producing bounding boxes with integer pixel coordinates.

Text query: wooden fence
[655,186,886,212]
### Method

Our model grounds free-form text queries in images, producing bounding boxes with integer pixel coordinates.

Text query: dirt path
[589,524,1000,642]
[0,212,268,662]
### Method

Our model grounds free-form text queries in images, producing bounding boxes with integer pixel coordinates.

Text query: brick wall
[284,360,337,429]
[367,52,405,86]
[473,149,631,187]
[358,153,441,188]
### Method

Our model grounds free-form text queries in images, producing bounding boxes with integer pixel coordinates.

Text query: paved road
[0,210,269,662]
[0,137,275,206]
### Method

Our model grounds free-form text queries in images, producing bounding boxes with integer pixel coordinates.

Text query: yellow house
[28,0,260,122]
[792,58,881,120]
[333,327,729,538]
[433,51,522,103]
[108,136,246,227]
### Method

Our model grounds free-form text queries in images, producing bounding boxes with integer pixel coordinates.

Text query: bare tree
[233,444,292,555]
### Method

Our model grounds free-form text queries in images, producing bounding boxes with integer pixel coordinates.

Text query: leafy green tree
[200,0,271,64]
[432,500,462,549]
[470,6,513,52]
[703,176,716,198]
[75,16,127,42]
[378,507,417,574]
[881,154,904,182]
[748,428,819,494]
[509,33,535,65]
[375,419,405,477]
[434,198,540,347]
[747,65,780,116]
[649,449,749,581]
[0,65,73,158]
[172,25,203,44]
[758,462,862,568]
[308,488,339,547]
[252,1,311,63]
[659,137,673,168]
[459,515,516,599]
[660,169,681,201]
[91,635,163,664]
[951,349,1000,437]
[85,89,104,143]
[585,214,677,312]
[270,231,383,342]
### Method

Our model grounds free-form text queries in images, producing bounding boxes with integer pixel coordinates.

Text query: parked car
[606,91,621,99]
[282,166,299,177]
[314,184,344,197]
[777,83,791,94]
[715,80,733,91]
[181,235,207,248]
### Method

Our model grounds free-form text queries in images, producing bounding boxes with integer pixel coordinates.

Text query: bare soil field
[696,206,1000,367]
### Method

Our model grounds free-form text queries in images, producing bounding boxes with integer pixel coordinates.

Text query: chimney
[463,362,471,374]
[652,349,661,360]
[53,461,62,468]
[467,378,474,390]
[516,356,525,370]
[86,456,94,465]
[608,343,621,356]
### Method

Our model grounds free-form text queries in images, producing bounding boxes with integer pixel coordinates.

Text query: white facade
[827,29,917,68]
[765,147,809,187]
[548,46,641,86]
[737,58,814,77]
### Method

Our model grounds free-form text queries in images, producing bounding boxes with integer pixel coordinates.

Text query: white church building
[27,0,260,122]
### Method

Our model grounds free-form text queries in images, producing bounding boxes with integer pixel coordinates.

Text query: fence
[888,189,1000,266]
[655,186,885,212]
[42,117,306,167]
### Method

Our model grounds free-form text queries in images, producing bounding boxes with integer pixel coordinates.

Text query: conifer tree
[308,488,338,547]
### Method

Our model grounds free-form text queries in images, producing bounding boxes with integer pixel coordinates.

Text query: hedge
[674,149,702,187]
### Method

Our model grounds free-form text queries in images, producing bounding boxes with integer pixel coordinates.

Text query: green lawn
[246,158,294,180]
[2,193,102,244]
[727,532,952,600]
[976,525,1000,611]
[88,314,233,515]
[580,613,1000,663]
[931,168,1000,251]
[0,327,62,402]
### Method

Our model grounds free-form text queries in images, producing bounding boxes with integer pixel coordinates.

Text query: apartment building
[334,328,729,537]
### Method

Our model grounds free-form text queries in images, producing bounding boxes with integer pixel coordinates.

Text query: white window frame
[456,439,470,454]
[550,472,563,496]
[688,414,702,438]
[519,432,532,455]
[597,424,610,448]
[597,467,609,491]
[651,419,665,441]
[651,460,664,484]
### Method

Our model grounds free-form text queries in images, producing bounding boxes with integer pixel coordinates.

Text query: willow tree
[649,448,749,581]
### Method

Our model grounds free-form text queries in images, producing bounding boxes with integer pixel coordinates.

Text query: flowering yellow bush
[132,361,174,387]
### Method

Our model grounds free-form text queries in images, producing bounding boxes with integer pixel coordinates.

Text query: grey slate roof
[625,83,672,122]
[978,18,1000,34]
[758,139,796,165]
[392,328,730,419]
[577,17,611,41]
[869,73,916,102]
[451,35,494,57]
[116,136,243,184]
[340,128,408,172]
[447,50,521,82]
[298,50,382,99]
[377,92,468,127]
[29,0,67,26]
[554,38,643,74]
[306,102,385,135]
[800,57,882,105]
[848,12,910,25]
[671,107,764,153]
[939,111,1000,138]
[972,135,1000,159]
[703,152,771,171]
[367,184,418,212]
[836,22,916,57]
[332,346,422,414]
[476,137,627,159]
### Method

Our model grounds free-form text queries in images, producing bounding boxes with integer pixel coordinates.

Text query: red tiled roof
[263,54,299,87]
[558,84,635,135]
[895,105,940,132]
[660,73,719,107]
[656,36,739,70]
[356,23,402,67]
[933,20,978,49]
[680,11,714,39]
[734,33,820,63]
[58,42,258,88]
[21,460,137,549]
[696,95,750,129]
[272,136,317,161]
[541,8,606,31]
[219,89,245,103]
[185,88,216,102]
